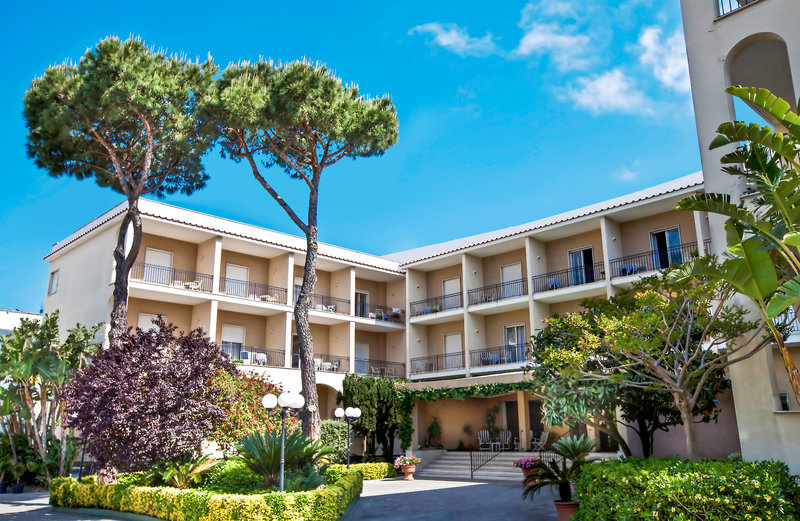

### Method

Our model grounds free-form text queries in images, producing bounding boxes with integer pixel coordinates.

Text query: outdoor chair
[498,430,512,451]
[478,429,492,451]
[531,431,549,451]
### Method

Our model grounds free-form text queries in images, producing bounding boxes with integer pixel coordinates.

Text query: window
[568,248,594,285]
[779,393,791,411]
[650,227,682,269]
[224,263,249,297]
[444,333,462,369]
[355,291,369,318]
[47,270,59,295]
[137,313,162,332]
[143,248,173,285]
[442,277,461,310]
[501,263,523,298]
[221,324,246,360]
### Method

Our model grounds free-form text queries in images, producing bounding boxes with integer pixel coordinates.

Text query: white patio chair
[531,431,549,451]
[478,429,491,451]
[498,430,512,451]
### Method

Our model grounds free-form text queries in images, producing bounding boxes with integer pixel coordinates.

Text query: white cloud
[637,26,691,93]
[514,24,592,71]
[409,23,499,57]
[562,68,654,115]
[616,166,639,181]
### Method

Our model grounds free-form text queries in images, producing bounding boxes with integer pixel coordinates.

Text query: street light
[262,391,306,492]
[334,406,361,467]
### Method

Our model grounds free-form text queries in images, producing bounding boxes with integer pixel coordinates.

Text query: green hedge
[201,459,263,494]
[50,469,363,521]
[323,463,396,482]
[573,458,800,521]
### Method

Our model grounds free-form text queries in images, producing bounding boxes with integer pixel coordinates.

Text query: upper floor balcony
[409,293,463,317]
[717,0,760,17]
[305,294,351,315]
[468,279,528,306]
[608,240,708,278]
[130,262,213,292]
[222,343,285,367]
[409,351,464,376]
[531,262,606,294]
[469,343,530,374]
[354,358,406,377]
[220,278,288,304]
[354,302,405,324]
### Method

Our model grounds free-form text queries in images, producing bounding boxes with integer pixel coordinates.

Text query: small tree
[24,37,217,349]
[65,318,232,481]
[338,374,404,462]
[207,61,399,439]
[535,262,769,461]
[0,311,100,482]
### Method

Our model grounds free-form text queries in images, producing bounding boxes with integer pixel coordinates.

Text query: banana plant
[677,86,800,405]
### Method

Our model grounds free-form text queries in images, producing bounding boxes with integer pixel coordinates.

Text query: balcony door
[225,263,249,297]
[504,324,526,363]
[221,324,245,360]
[144,248,172,285]
[568,248,594,286]
[501,263,523,298]
[294,276,303,304]
[651,227,682,269]
[443,333,462,369]
[442,277,461,310]
[355,342,369,374]
[355,291,369,318]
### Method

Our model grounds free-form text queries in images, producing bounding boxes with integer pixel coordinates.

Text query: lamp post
[262,391,306,492]
[334,406,361,468]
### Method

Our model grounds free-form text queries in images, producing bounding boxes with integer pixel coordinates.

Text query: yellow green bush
[50,469,363,521]
[323,462,396,482]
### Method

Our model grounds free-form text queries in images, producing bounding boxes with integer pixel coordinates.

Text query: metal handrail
[354,358,406,377]
[409,293,463,317]
[531,262,605,293]
[220,278,287,304]
[409,352,464,375]
[468,278,528,305]
[302,294,350,315]
[717,0,760,17]
[469,343,531,367]
[355,302,405,323]
[609,241,700,277]
[470,446,502,480]
[291,352,350,373]
[221,343,285,367]
[130,262,213,292]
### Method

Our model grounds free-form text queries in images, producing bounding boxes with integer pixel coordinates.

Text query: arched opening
[316,383,339,420]
[726,33,796,129]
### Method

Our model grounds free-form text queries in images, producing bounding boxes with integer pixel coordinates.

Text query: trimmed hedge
[201,459,263,494]
[573,458,800,521]
[50,469,363,521]
[323,463,397,482]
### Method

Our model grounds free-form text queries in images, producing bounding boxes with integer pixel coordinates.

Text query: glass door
[442,277,461,310]
[355,291,368,318]
[505,324,526,363]
[569,248,593,285]
[651,228,682,269]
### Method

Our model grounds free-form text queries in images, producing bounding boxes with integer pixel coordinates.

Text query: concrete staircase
[415,451,535,483]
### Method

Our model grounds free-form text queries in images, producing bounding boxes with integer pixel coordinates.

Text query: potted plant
[9,459,26,493]
[513,456,541,480]
[0,455,10,493]
[522,434,598,521]
[394,454,421,481]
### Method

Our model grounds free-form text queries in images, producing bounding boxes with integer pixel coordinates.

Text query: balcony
[354,358,406,377]
[409,293,463,317]
[304,294,350,315]
[130,262,213,292]
[355,302,405,323]
[469,343,530,369]
[717,0,760,17]
[291,352,350,373]
[608,241,707,278]
[468,279,528,306]
[775,307,800,339]
[409,352,464,375]
[531,262,606,293]
[221,343,285,367]
[220,278,287,304]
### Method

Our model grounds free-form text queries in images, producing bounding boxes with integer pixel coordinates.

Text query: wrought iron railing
[354,358,406,377]
[469,343,531,368]
[718,0,760,17]
[531,262,605,293]
[221,343,285,367]
[220,278,287,304]
[468,278,528,305]
[609,241,701,277]
[470,446,501,480]
[774,307,800,336]
[409,293,463,317]
[303,294,350,315]
[130,262,213,292]
[409,352,464,375]
[292,352,350,373]
[355,302,405,323]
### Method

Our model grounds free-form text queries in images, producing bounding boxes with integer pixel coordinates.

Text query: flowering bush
[393,455,421,469]
[513,457,541,469]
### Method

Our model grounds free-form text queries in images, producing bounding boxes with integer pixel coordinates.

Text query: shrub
[201,459,262,495]
[320,420,348,464]
[50,469,363,521]
[573,458,800,521]
[235,430,333,489]
[323,462,396,482]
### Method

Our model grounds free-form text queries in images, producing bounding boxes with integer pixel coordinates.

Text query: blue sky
[0,0,701,313]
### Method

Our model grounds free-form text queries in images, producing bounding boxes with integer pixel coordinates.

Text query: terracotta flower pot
[521,467,537,478]
[553,500,579,521]
[401,464,417,481]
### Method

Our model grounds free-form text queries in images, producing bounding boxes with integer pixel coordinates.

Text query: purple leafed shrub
[65,317,234,472]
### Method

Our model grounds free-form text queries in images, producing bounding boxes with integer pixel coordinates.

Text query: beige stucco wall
[355,278,387,306]
[426,264,462,298]
[127,297,192,334]
[220,251,270,285]
[355,330,387,360]
[328,322,351,359]
[295,266,331,296]
[386,331,406,365]
[386,279,405,309]
[317,384,339,420]
[548,299,586,316]
[419,396,508,449]
[484,309,531,347]
[619,210,698,257]
[216,310,267,348]
[426,321,465,357]
[269,253,293,291]
[137,234,198,273]
[544,229,603,272]
[482,249,527,286]
[772,345,800,399]
[265,313,290,351]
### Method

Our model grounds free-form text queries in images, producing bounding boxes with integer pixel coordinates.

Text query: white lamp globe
[262,394,278,410]
[352,407,362,419]
[345,407,355,418]
[292,394,305,409]
[278,392,293,408]
[334,408,345,419]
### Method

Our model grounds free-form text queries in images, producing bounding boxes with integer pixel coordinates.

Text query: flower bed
[50,469,363,521]
[573,458,800,521]
[323,463,396,482]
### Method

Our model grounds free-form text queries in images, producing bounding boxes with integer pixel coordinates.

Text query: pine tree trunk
[108,202,143,350]
[635,415,653,457]
[675,393,699,462]
[296,224,321,440]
